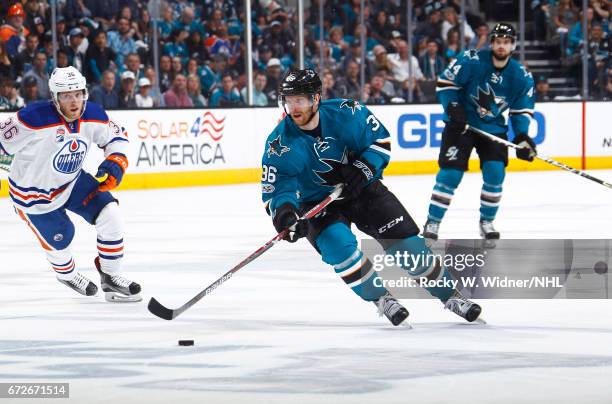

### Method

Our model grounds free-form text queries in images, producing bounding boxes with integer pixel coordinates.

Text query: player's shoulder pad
[455,49,485,66]
[263,121,293,161]
[16,101,61,129]
[506,59,534,87]
[332,98,368,118]
[81,101,109,123]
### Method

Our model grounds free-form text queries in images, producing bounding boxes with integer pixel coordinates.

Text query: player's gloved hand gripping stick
[273,204,309,243]
[148,184,344,320]
[467,124,612,189]
[82,154,129,205]
[446,102,468,135]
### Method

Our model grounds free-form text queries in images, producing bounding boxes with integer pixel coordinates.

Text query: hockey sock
[386,236,454,302]
[480,161,505,221]
[316,222,387,302]
[95,202,124,274]
[428,168,464,223]
[333,249,386,301]
[47,249,76,280]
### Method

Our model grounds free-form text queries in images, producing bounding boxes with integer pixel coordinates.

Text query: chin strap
[301,94,320,126]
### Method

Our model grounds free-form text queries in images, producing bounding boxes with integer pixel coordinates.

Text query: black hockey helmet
[279,69,322,99]
[489,23,517,43]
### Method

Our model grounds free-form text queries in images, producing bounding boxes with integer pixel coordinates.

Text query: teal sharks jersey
[436,49,535,136]
[261,99,392,216]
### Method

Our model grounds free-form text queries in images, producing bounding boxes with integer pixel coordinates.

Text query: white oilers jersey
[0,101,128,214]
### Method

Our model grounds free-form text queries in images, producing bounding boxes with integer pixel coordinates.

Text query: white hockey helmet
[49,66,89,119]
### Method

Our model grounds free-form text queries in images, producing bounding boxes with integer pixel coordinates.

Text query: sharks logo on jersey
[53,139,88,174]
[313,136,335,155]
[436,49,535,136]
[470,83,508,119]
[313,152,349,187]
[267,135,290,158]
[463,49,480,60]
[339,99,362,115]
[261,99,391,213]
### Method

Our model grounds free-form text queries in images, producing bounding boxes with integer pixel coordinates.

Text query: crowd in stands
[0,0,610,111]
[532,0,610,99]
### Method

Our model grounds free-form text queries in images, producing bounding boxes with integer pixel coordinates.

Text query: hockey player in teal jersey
[423,23,537,242]
[261,69,482,326]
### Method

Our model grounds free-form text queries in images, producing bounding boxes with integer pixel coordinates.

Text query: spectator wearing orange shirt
[0,3,30,59]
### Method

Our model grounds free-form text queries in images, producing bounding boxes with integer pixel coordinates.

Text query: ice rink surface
[1,170,612,404]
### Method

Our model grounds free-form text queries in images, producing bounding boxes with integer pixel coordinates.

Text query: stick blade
[148,297,176,320]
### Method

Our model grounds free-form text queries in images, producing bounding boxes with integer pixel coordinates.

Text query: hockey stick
[148,184,344,320]
[467,125,612,190]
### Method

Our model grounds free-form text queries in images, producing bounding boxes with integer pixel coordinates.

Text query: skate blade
[104,292,142,303]
[481,239,497,249]
[473,317,487,325]
[400,321,413,330]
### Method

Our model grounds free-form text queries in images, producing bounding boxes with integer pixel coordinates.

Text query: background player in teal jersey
[261,69,482,326]
[423,23,537,242]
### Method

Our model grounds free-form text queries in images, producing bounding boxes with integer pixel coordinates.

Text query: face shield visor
[280,94,315,114]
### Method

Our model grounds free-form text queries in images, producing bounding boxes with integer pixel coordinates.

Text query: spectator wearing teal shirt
[158,5,175,41]
[106,17,136,66]
[241,71,270,106]
[200,54,227,96]
[163,29,190,64]
[173,6,206,36]
[568,8,595,56]
[210,72,243,107]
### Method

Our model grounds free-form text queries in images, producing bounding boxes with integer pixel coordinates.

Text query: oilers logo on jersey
[0,100,129,214]
[54,139,88,174]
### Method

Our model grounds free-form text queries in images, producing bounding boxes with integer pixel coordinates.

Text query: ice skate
[375,292,410,327]
[57,272,98,296]
[479,220,500,248]
[422,219,440,241]
[95,257,142,302]
[443,290,483,323]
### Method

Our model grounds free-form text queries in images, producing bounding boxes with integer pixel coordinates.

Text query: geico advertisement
[369,102,583,161]
[586,103,612,157]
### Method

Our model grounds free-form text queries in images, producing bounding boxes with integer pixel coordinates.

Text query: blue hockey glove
[513,133,537,161]
[273,204,308,243]
[446,102,467,135]
[340,158,375,200]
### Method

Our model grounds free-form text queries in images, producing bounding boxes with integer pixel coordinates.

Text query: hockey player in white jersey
[0,66,141,302]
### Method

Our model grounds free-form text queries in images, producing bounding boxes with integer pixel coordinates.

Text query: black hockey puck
[178,340,194,346]
[594,261,608,275]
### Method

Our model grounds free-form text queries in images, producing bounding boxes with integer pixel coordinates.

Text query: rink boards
[0,101,610,196]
